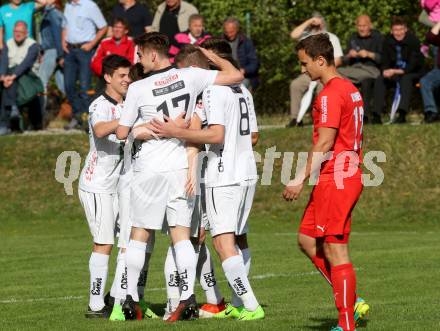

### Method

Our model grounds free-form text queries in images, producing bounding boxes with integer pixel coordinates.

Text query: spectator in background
[38,0,65,113]
[338,15,383,124]
[91,18,135,77]
[0,21,41,134]
[287,13,343,127]
[169,14,210,59]
[421,21,440,123]
[373,17,425,124]
[151,0,198,47]
[110,0,153,38]
[62,0,107,130]
[222,17,259,91]
[0,0,47,49]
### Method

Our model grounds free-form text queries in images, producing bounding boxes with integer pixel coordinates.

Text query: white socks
[126,240,147,302]
[197,243,223,304]
[231,248,251,307]
[164,245,181,314]
[89,252,110,311]
[137,252,151,300]
[222,254,258,311]
[110,251,126,304]
[174,240,197,301]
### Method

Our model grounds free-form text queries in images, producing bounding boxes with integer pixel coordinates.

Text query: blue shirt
[63,0,106,44]
[0,2,35,42]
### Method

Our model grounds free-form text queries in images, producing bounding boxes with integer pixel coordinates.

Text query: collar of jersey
[145,65,176,78]
[102,92,119,106]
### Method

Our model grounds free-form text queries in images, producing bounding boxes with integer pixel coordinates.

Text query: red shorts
[299,178,363,243]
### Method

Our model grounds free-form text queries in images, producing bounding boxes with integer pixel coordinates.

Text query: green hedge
[96,0,425,114]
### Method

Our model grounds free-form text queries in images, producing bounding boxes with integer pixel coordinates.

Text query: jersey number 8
[239,97,250,136]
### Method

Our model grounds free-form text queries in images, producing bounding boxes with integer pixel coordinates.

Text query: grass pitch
[0,124,439,330]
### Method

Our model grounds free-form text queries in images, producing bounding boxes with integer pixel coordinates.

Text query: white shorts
[116,170,133,249]
[78,189,118,245]
[205,182,256,237]
[130,169,194,230]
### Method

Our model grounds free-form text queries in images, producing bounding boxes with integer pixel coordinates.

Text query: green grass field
[1,124,439,330]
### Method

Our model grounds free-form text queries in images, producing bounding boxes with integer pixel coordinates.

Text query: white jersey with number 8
[202,84,258,187]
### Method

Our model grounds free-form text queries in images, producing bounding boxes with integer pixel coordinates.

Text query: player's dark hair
[200,37,240,70]
[295,33,335,66]
[113,17,131,32]
[175,44,210,69]
[135,32,170,58]
[102,54,131,78]
[129,63,147,81]
[391,16,407,28]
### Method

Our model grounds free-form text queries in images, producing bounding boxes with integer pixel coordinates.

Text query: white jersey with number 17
[202,84,258,188]
[119,66,218,173]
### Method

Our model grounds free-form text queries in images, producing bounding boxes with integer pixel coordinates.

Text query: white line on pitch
[0,271,319,305]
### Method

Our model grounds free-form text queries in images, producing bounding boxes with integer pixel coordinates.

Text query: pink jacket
[169,31,211,58]
[421,0,440,22]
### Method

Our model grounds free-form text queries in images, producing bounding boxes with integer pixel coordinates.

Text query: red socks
[312,251,332,286]
[331,263,356,331]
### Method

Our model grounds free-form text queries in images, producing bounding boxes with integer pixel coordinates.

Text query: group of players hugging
[77,31,369,331]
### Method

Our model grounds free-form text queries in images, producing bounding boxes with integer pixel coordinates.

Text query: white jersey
[79,94,124,194]
[119,66,218,173]
[202,84,258,187]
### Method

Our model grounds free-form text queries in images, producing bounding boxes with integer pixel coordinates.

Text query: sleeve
[0,44,8,75]
[330,34,344,59]
[243,87,258,132]
[202,87,226,126]
[90,42,105,76]
[89,100,111,127]
[381,38,392,70]
[372,32,383,64]
[90,3,107,29]
[119,84,139,127]
[315,91,343,129]
[242,38,259,76]
[142,5,153,27]
[51,11,64,59]
[14,43,39,77]
[404,35,423,74]
[0,8,4,28]
[29,2,36,12]
[189,67,218,95]
[426,31,440,46]
[151,6,162,32]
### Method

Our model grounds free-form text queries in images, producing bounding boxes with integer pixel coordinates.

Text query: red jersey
[312,77,364,181]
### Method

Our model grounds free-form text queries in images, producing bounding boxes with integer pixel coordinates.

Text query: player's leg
[137,232,159,319]
[195,227,225,317]
[208,185,264,321]
[109,248,127,321]
[163,244,181,320]
[78,190,116,318]
[228,234,250,310]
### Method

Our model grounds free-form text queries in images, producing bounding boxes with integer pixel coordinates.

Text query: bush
[96,0,425,114]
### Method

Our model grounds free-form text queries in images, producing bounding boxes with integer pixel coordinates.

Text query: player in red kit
[282,34,369,331]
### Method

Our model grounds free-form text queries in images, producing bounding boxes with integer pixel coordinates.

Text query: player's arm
[116,85,139,140]
[93,119,119,138]
[251,132,259,146]
[198,48,244,85]
[283,127,337,201]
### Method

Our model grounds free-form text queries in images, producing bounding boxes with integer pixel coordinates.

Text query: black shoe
[104,292,114,308]
[286,118,303,128]
[85,305,111,319]
[166,294,199,322]
[394,111,406,124]
[371,113,382,125]
[122,295,142,320]
[425,111,439,123]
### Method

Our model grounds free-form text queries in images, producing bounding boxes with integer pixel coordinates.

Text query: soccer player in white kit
[78,55,131,318]
[150,39,265,321]
[115,32,244,322]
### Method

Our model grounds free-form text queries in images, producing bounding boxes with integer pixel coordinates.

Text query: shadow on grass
[303,317,369,330]
[148,302,167,317]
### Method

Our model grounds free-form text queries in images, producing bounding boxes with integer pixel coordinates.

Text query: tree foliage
[95,0,425,113]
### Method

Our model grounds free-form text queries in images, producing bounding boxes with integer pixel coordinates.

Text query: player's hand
[185,168,197,196]
[282,180,304,201]
[383,69,395,78]
[150,116,179,138]
[174,112,189,129]
[132,122,158,140]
